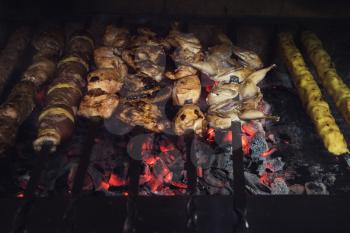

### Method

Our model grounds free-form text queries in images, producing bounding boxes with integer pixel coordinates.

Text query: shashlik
[34,30,94,152]
[0,27,31,95]
[279,32,348,155]
[0,27,64,154]
[174,104,207,136]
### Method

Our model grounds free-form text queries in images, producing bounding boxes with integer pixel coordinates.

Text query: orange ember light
[241,135,250,155]
[259,173,270,186]
[122,192,128,196]
[206,128,215,142]
[260,148,277,157]
[242,123,257,137]
[160,143,175,153]
[109,174,126,187]
[99,181,110,191]
[224,131,233,142]
[16,192,24,198]
[171,181,188,189]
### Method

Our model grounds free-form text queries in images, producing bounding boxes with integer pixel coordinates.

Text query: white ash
[258,157,285,175]
[271,177,289,195]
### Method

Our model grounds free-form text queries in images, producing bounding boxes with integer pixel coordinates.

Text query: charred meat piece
[174,104,207,136]
[79,89,119,119]
[172,75,201,106]
[0,27,31,95]
[120,75,160,99]
[103,26,129,49]
[87,68,124,93]
[116,101,170,132]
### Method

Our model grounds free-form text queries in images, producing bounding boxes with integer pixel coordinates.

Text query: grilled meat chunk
[94,46,128,75]
[87,68,124,93]
[103,26,129,49]
[79,90,119,119]
[0,27,31,95]
[174,104,207,136]
[172,75,201,106]
[116,101,170,132]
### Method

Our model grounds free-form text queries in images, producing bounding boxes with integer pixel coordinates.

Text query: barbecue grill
[0,1,350,233]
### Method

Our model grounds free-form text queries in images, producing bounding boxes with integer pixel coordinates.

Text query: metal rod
[185,130,196,194]
[231,121,246,232]
[11,142,51,233]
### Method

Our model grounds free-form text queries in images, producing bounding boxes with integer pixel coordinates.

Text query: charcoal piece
[322,173,336,187]
[305,181,329,195]
[258,157,285,175]
[244,172,271,195]
[271,178,289,194]
[308,164,324,179]
[250,133,268,160]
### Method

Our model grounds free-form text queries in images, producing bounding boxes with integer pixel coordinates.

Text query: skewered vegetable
[279,32,348,155]
[34,30,94,152]
[301,31,350,129]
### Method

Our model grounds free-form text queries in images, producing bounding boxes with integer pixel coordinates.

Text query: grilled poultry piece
[0,27,64,155]
[116,100,170,133]
[103,26,129,51]
[172,74,201,106]
[122,29,166,82]
[206,83,239,106]
[94,46,128,76]
[34,31,94,152]
[0,27,31,96]
[86,68,125,93]
[174,104,207,136]
[79,89,119,119]
[165,65,197,80]
[279,32,348,155]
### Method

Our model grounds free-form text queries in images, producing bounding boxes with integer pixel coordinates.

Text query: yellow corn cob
[279,32,348,155]
[301,31,350,130]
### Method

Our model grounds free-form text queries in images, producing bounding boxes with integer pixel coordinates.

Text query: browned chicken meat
[116,100,170,132]
[165,65,197,80]
[79,90,120,119]
[86,68,125,93]
[122,29,166,82]
[94,46,128,76]
[174,104,207,136]
[119,75,171,103]
[172,74,201,106]
[103,26,129,49]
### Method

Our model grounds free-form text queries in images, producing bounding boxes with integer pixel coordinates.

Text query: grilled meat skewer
[0,27,31,96]
[0,27,64,155]
[34,30,94,152]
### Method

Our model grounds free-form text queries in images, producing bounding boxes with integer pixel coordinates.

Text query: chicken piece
[120,75,161,99]
[165,65,197,80]
[116,101,170,132]
[206,84,239,106]
[78,90,120,119]
[103,26,129,49]
[172,75,201,106]
[232,45,264,70]
[94,47,128,76]
[207,113,239,129]
[174,104,207,136]
[87,68,124,93]
[122,41,166,82]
